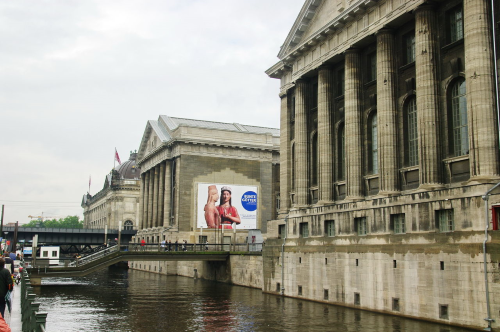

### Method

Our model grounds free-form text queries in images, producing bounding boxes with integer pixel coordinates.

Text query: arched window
[406,97,418,166]
[338,124,345,180]
[368,112,378,174]
[124,220,133,230]
[450,79,468,156]
[311,133,318,186]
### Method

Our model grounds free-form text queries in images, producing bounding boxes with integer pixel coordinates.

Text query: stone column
[344,49,364,200]
[376,29,399,195]
[318,66,334,203]
[415,5,443,188]
[158,162,165,227]
[147,169,154,228]
[152,165,159,227]
[163,161,172,227]
[143,172,150,229]
[464,0,499,179]
[279,92,291,215]
[294,79,308,206]
[139,172,145,229]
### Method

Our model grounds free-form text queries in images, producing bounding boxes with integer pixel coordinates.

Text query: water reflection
[32,267,476,332]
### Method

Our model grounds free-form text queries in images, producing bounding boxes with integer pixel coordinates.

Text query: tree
[22,216,83,229]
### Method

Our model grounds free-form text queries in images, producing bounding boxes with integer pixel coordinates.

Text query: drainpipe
[481,181,500,331]
[281,215,289,296]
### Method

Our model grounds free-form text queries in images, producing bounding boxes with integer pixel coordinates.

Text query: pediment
[137,120,170,161]
[277,0,379,60]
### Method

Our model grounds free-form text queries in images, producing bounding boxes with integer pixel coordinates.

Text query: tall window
[300,222,309,238]
[448,6,464,43]
[367,53,377,82]
[406,98,418,166]
[403,32,415,64]
[451,80,468,156]
[437,209,454,232]
[355,217,368,236]
[338,124,345,180]
[392,214,406,234]
[325,220,335,237]
[369,112,378,174]
[311,133,318,186]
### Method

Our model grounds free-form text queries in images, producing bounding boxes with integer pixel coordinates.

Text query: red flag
[115,148,121,165]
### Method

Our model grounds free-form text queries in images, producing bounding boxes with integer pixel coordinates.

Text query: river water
[31,266,475,332]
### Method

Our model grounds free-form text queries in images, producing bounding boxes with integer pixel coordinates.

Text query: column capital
[344,48,360,55]
[376,28,394,36]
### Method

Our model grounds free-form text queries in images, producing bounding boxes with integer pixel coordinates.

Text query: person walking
[0,258,13,318]
[140,238,146,251]
[168,240,172,252]
[160,239,166,252]
[205,240,209,251]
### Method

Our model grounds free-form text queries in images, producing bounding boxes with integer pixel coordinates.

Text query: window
[199,235,207,244]
[278,224,286,239]
[300,222,309,238]
[439,304,449,319]
[447,6,463,43]
[338,124,345,180]
[276,283,281,292]
[406,98,418,166]
[392,214,406,234]
[450,79,468,156]
[354,293,360,305]
[337,69,345,96]
[403,32,415,64]
[52,251,58,257]
[367,53,377,82]
[393,298,400,311]
[325,220,335,237]
[311,133,318,186]
[355,217,368,236]
[324,289,329,300]
[368,112,378,174]
[492,206,500,231]
[290,95,296,122]
[437,209,454,232]
[298,286,303,296]
[124,220,133,230]
[43,251,48,258]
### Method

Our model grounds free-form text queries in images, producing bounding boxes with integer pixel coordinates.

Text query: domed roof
[115,152,141,180]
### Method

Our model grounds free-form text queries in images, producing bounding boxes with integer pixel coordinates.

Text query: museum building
[82,151,141,231]
[133,115,280,247]
[265,0,500,329]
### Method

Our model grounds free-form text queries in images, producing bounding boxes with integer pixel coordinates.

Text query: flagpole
[114,148,116,169]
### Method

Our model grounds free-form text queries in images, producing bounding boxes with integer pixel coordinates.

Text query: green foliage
[22,215,83,229]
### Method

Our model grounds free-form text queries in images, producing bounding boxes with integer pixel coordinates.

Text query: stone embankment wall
[128,253,263,289]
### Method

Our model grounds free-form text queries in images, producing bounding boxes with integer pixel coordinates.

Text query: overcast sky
[0,0,304,225]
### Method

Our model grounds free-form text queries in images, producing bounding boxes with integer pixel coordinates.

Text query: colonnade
[278,2,498,214]
[139,160,175,229]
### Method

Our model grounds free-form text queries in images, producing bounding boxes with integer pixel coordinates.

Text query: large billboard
[197,183,257,230]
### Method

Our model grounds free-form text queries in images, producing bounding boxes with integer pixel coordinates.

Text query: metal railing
[20,269,48,332]
[68,245,119,267]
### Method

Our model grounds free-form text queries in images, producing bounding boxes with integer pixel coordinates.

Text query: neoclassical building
[82,151,141,231]
[134,115,280,246]
[265,0,500,329]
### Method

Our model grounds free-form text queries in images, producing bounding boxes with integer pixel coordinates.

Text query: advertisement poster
[197,183,257,230]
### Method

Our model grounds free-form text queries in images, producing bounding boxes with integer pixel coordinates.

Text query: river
[31,266,475,332]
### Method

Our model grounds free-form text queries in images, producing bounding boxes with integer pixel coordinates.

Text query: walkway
[5,281,22,332]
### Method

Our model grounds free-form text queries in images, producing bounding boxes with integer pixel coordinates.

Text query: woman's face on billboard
[222,190,231,203]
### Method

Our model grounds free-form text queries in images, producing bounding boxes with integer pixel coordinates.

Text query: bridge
[2,226,137,254]
[25,242,262,285]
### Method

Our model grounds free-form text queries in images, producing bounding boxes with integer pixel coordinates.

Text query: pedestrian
[175,240,178,252]
[3,254,13,275]
[182,240,187,252]
[205,240,209,251]
[161,239,166,252]
[0,258,13,319]
[141,238,146,251]
[168,240,172,252]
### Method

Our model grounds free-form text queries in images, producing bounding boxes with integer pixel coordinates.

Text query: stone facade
[265,0,500,330]
[133,115,280,246]
[82,152,141,231]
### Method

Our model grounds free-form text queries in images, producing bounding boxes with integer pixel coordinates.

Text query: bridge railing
[68,245,119,267]
[126,242,264,253]
[21,269,48,332]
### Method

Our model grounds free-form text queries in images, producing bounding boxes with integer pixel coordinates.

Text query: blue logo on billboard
[241,191,257,211]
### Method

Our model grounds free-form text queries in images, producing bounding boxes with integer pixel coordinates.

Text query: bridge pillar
[30,277,42,286]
